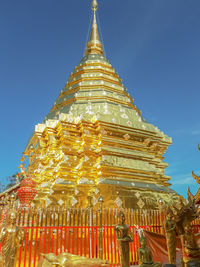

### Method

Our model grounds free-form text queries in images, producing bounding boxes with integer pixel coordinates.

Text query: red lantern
[18,178,37,207]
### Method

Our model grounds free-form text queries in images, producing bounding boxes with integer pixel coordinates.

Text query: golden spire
[85,0,104,56]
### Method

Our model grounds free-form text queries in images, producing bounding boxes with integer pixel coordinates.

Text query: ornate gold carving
[192,144,200,185]
[123,134,130,141]
[143,138,151,147]
[150,142,159,151]
[192,171,200,184]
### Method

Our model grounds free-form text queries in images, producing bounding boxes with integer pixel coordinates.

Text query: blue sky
[0,0,199,197]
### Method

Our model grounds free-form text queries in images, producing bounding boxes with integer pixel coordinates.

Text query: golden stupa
[21,0,178,209]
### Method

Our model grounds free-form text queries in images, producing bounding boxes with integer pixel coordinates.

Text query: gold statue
[114,211,133,267]
[138,234,161,267]
[38,252,110,267]
[181,224,200,265]
[164,208,177,265]
[0,209,25,267]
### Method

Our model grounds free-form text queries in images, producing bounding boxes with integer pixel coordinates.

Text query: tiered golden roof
[22,0,178,209]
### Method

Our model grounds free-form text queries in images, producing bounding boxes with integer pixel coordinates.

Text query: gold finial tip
[92,0,98,12]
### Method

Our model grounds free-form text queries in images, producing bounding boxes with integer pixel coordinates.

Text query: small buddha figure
[164,208,177,265]
[114,211,133,267]
[139,234,162,267]
[181,224,200,265]
[0,209,25,267]
[0,192,9,208]
[38,252,110,267]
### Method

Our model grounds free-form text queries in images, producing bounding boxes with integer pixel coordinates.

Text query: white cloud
[171,172,200,198]
[171,169,200,185]
[173,176,193,185]
[191,130,200,136]
[170,128,200,137]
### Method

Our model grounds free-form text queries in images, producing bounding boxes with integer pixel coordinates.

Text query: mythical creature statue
[114,211,133,267]
[164,207,177,265]
[180,224,200,264]
[138,234,162,267]
[167,189,200,266]
[0,208,25,267]
[175,189,199,234]
[38,252,110,267]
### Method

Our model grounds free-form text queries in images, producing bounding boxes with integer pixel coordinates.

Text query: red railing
[0,205,199,267]
[13,225,162,267]
[0,224,199,266]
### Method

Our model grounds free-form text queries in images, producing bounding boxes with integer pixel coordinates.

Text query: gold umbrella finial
[92,0,98,12]
[85,0,104,55]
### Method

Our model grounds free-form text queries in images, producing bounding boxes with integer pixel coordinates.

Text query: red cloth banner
[143,230,200,266]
